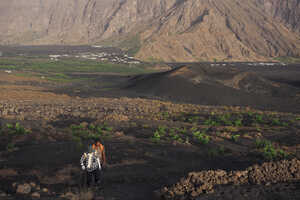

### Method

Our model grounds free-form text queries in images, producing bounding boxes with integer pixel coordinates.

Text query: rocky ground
[0,65,300,200]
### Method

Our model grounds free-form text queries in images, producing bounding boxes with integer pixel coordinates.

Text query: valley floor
[0,60,300,200]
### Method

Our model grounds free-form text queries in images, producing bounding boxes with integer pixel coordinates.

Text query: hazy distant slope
[0,0,300,61]
[0,0,176,45]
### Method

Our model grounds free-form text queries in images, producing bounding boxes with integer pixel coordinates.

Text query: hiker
[80,140,106,186]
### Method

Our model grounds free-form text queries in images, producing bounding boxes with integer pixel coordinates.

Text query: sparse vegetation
[70,123,113,146]
[178,112,290,128]
[255,139,289,160]
[6,122,31,135]
[231,134,240,142]
[6,142,15,152]
[193,130,210,144]
[273,56,300,64]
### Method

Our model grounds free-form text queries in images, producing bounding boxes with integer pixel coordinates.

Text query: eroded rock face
[136,0,300,62]
[0,0,176,45]
[0,0,300,61]
[256,0,300,33]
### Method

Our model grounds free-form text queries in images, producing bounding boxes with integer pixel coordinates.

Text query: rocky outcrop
[0,0,300,61]
[159,159,300,200]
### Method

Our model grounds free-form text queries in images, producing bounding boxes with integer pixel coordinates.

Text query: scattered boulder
[31,192,40,198]
[42,188,48,193]
[0,191,7,197]
[114,131,125,137]
[12,182,17,188]
[29,182,36,188]
[16,183,31,194]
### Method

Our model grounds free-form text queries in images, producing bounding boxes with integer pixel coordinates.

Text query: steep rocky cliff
[0,0,300,61]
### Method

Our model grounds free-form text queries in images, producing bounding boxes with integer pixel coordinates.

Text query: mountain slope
[256,0,300,33]
[0,0,176,45]
[0,0,300,61]
[136,0,300,62]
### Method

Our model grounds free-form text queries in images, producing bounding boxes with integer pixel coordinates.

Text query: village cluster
[49,47,141,65]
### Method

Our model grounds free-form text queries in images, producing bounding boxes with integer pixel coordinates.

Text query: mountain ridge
[0,0,300,62]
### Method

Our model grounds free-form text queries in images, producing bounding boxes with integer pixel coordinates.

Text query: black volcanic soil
[126,63,300,113]
[0,62,300,200]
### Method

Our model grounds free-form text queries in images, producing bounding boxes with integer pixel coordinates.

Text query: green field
[0,57,156,82]
[273,56,300,64]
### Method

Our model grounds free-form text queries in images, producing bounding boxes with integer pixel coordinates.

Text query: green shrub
[152,130,161,143]
[6,123,13,129]
[6,123,30,135]
[70,123,112,143]
[161,112,170,119]
[255,114,264,124]
[277,149,288,159]
[271,118,281,126]
[157,126,167,135]
[6,143,15,152]
[204,118,219,126]
[231,134,240,142]
[234,119,243,127]
[263,144,277,160]
[193,131,210,144]
[255,139,272,148]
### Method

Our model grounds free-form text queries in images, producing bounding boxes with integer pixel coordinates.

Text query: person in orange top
[92,141,106,168]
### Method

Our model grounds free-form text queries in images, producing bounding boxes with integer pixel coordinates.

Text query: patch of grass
[255,114,264,124]
[273,56,300,64]
[70,123,113,145]
[151,130,162,143]
[151,126,188,144]
[0,57,156,81]
[161,112,170,120]
[255,139,289,160]
[193,131,210,144]
[255,139,272,149]
[188,116,200,123]
[179,112,291,129]
[231,134,240,142]
[204,118,219,126]
[6,143,15,152]
[234,118,243,127]
[277,149,288,159]
[271,118,281,126]
[263,144,278,160]
[6,122,31,135]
